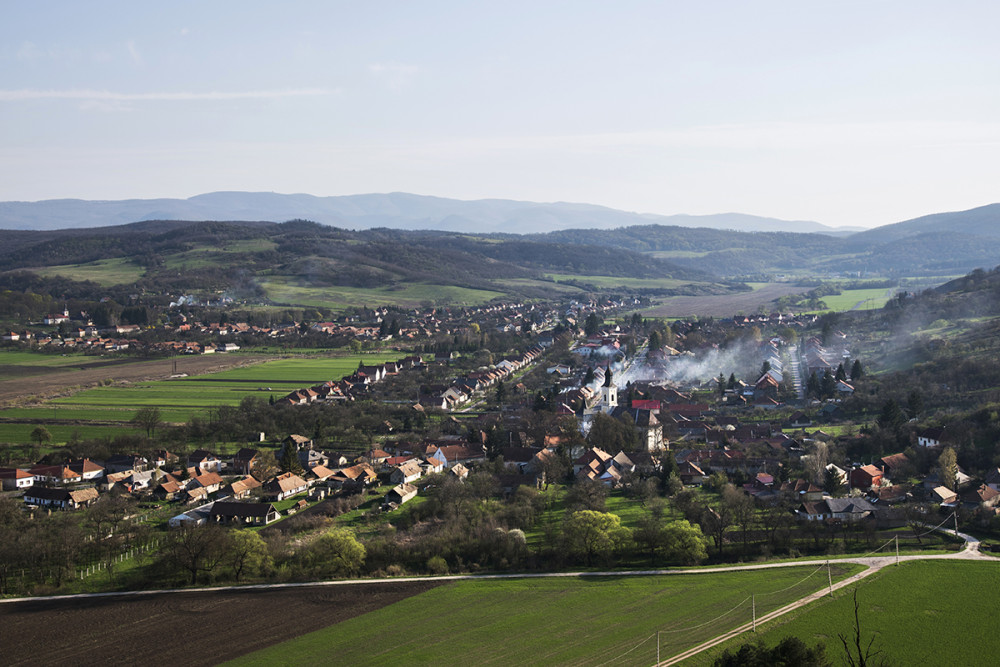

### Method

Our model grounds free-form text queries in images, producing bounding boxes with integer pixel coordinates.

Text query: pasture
[231,565,861,666]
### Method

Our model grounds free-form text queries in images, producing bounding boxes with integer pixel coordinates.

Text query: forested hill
[529,207,1000,277]
[0,219,724,304]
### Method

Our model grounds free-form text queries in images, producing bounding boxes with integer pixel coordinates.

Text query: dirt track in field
[0,580,440,666]
[645,283,806,318]
[0,354,268,407]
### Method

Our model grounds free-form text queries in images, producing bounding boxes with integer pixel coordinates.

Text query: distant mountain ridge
[0,191,858,235]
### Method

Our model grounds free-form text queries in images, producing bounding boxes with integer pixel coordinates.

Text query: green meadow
[34,257,145,286]
[230,564,861,667]
[694,559,999,666]
[818,287,894,312]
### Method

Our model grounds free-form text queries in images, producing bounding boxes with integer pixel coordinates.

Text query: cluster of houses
[422,344,547,410]
[277,356,423,406]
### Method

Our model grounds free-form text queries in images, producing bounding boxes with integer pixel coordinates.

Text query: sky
[2,1,999,229]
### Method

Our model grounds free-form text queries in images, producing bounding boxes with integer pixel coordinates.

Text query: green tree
[279,443,304,474]
[714,637,830,667]
[662,519,708,565]
[562,510,631,566]
[163,523,230,585]
[906,390,924,420]
[304,529,366,576]
[820,369,836,398]
[648,329,661,351]
[227,530,272,582]
[835,362,847,382]
[937,446,958,492]
[584,312,602,336]
[30,425,51,449]
[131,406,161,439]
[876,399,905,431]
[850,359,864,380]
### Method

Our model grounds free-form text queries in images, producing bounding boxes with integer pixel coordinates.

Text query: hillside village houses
[7,291,997,589]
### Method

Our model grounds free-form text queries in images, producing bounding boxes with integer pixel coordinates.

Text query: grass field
[816,287,894,312]
[230,564,861,666]
[260,277,505,309]
[34,257,145,286]
[694,559,999,666]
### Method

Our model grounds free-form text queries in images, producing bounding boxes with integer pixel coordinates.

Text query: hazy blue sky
[2,1,998,228]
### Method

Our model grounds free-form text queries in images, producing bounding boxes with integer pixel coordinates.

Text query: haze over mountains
[0,192,862,235]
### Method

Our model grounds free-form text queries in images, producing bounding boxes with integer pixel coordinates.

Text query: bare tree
[839,588,886,667]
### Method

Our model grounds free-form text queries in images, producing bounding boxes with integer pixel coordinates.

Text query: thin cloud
[0,88,339,102]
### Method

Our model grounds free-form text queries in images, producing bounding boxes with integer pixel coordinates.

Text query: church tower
[602,367,618,412]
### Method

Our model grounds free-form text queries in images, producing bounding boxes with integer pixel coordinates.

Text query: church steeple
[601,367,617,412]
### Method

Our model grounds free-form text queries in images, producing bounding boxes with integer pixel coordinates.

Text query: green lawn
[693,559,999,666]
[230,564,860,666]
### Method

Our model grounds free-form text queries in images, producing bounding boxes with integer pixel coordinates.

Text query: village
[2,292,996,596]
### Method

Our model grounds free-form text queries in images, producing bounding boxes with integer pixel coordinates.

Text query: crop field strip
[231,565,860,666]
[0,352,410,442]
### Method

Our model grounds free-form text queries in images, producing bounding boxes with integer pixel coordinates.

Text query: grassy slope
[260,277,506,309]
[229,565,860,667]
[33,257,145,286]
[692,559,999,666]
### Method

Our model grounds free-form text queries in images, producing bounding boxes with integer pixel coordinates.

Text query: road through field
[0,526,988,666]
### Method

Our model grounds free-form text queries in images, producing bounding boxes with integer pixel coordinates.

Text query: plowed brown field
[0,581,440,666]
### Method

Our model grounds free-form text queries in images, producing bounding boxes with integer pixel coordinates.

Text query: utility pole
[752,594,756,632]
[895,535,899,565]
[656,631,660,665]
[827,561,833,597]
[954,511,959,539]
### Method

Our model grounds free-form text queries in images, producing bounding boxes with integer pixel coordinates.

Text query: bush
[426,555,449,575]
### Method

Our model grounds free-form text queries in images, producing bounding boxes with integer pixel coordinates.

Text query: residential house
[23,486,99,510]
[189,449,221,473]
[104,454,149,473]
[305,464,336,486]
[152,479,182,501]
[264,472,309,501]
[929,485,958,505]
[385,483,418,506]
[210,501,279,526]
[232,448,259,475]
[0,468,34,490]
[68,458,105,481]
[29,464,82,486]
[917,427,945,448]
[849,464,883,491]
[390,459,423,485]
[962,484,1000,508]
[678,460,708,486]
[189,470,224,494]
[225,475,263,499]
